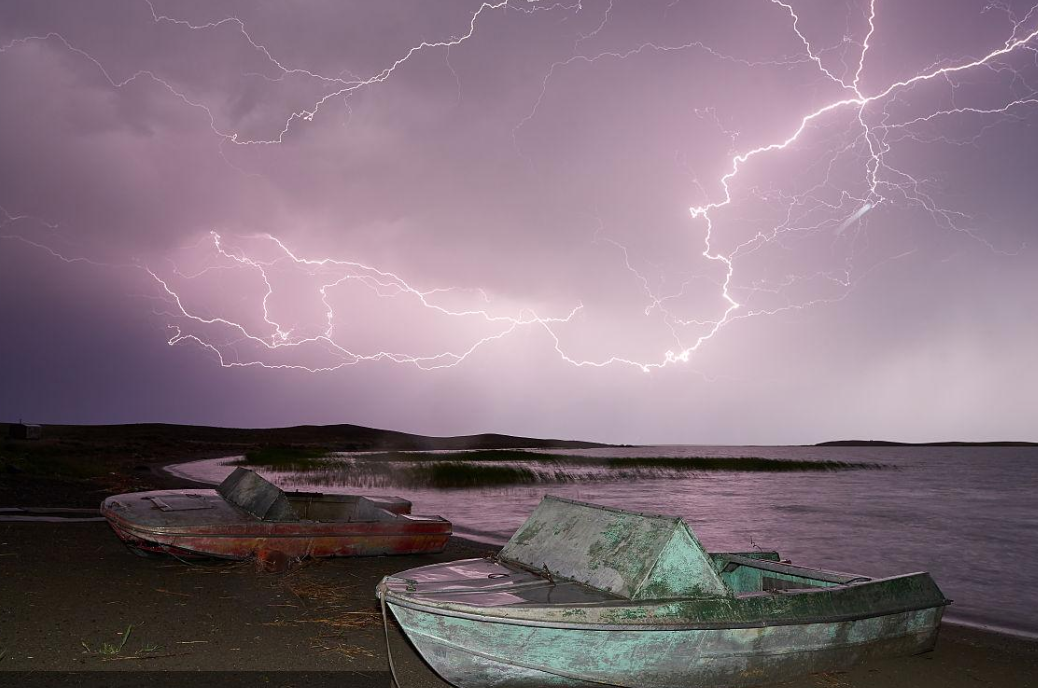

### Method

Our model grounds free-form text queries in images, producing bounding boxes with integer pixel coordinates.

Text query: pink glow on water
[170,445,1038,638]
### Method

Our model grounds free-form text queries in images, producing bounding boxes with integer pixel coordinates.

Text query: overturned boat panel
[499,495,729,599]
[217,467,298,521]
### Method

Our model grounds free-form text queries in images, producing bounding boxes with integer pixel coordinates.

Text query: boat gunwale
[101,502,452,539]
[101,510,450,539]
[383,589,950,631]
[717,553,872,585]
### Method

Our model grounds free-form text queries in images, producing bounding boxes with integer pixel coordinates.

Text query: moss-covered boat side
[378,495,950,688]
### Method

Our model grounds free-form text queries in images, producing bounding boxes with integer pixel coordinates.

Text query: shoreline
[80,453,1038,643]
[31,454,1038,645]
[3,427,1037,684]
[1,520,1036,685]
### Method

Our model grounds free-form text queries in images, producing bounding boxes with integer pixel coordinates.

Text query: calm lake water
[169,445,1038,638]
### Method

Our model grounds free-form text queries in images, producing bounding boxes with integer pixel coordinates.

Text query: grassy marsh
[233,446,332,471]
[418,462,550,488]
[603,456,884,472]
[242,450,887,488]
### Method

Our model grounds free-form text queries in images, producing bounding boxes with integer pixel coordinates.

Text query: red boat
[100,467,452,560]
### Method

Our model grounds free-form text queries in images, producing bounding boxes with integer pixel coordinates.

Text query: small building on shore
[9,423,43,440]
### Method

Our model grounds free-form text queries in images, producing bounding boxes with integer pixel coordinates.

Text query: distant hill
[3,421,609,453]
[1,421,611,508]
[816,440,1038,447]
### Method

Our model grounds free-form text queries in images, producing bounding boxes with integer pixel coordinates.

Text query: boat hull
[105,515,452,559]
[101,489,451,560]
[388,601,943,688]
[379,497,949,688]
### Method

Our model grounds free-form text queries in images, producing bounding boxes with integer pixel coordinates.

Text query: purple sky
[2,0,1037,444]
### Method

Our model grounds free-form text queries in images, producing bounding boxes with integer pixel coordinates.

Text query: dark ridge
[816,440,1038,447]
[0,421,610,507]
[1,421,609,453]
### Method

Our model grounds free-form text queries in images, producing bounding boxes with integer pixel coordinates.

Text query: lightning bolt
[2,0,1035,374]
[142,231,582,371]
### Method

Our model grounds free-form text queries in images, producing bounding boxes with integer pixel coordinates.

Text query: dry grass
[267,571,383,663]
[281,574,383,631]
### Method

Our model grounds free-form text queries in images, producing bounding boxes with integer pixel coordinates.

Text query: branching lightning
[143,231,581,371]
[2,0,1036,374]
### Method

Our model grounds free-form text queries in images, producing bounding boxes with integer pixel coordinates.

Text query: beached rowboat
[101,467,451,560]
[378,495,949,688]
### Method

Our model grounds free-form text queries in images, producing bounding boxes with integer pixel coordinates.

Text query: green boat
[377,496,949,688]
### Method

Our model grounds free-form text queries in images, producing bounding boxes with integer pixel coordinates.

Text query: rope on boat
[378,579,404,688]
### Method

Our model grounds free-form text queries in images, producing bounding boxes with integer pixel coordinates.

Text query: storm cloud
[1,0,1036,443]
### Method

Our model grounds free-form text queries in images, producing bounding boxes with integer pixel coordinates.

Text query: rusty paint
[100,469,450,560]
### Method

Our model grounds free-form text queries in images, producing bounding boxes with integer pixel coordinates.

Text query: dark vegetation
[309,450,883,470]
[234,446,331,471]
[0,422,606,506]
[0,421,904,499]
[359,449,571,463]
[416,462,547,488]
[243,450,888,489]
[604,456,885,471]
[400,455,882,488]
[0,439,108,480]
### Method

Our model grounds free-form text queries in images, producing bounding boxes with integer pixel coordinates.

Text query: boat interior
[384,495,878,607]
[712,552,871,594]
[382,552,878,611]
[218,467,417,523]
[386,551,876,609]
[284,492,398,522]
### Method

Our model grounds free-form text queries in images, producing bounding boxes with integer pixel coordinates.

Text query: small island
[816,440,1038,447]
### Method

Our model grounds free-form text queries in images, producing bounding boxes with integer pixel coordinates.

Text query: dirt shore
[0,520,1034,686]
[1,425,1036,686]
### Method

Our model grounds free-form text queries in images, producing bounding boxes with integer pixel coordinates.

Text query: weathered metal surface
[217,467,298,521]
[378,496,950,688]
[100,470,450,560]
[716,553,870,592]
[389,602,942,688]
[499,496,729,599]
